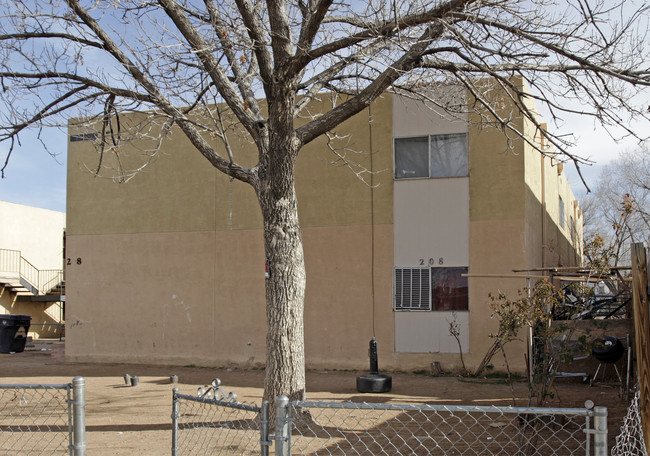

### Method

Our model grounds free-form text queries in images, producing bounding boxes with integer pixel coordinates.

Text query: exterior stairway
[0,275,36,296]
[46,281,65,296]
[0,249,65,302]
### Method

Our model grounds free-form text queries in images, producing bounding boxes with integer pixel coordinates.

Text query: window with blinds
[394,133,468,179]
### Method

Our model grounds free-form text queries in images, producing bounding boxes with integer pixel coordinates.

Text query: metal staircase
[0,249,65,302]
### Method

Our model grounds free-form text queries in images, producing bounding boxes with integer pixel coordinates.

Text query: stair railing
[41,270,65,294]
[0,248,63,296]
[19,256,40,294]
[0,248,20,275]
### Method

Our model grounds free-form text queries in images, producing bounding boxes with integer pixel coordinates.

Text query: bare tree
[582,144,650,266]
[0,0,649,404]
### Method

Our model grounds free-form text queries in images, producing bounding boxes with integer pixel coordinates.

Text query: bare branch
[64,0,257,185]
[0,32,103,49]
[157,0,262,137]
[233,0,274,86]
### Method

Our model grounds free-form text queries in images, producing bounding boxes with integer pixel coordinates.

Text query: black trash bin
[0,315,32,353]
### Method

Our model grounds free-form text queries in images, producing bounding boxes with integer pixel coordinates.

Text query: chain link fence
[0,377,86,456]
[172,379,608,456]
[289,401,606,456]
[612,390,648,456]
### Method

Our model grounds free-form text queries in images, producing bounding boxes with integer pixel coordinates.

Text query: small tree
[488,280,592,409]
[471,291,529,378]
[497,280,595,455]
[0,0,649,405]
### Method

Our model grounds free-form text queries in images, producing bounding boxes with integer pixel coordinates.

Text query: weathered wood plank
[631,242,650,453]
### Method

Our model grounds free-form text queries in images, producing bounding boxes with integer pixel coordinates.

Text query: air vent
[394,267,430,311]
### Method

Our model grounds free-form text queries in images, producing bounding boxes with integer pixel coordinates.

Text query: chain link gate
[172,379,608,456]
[172,379,266,456]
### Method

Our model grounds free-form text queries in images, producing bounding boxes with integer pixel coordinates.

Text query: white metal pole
[593,406,608,456]
[72,377,86,456]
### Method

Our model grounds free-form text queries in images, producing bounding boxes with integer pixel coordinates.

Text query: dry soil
[0,340,631,455]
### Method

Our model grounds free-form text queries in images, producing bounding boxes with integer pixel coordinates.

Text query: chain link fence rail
[0,377,85,456]
[172,380,264,456]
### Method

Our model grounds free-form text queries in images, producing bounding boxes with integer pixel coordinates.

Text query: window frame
[394,133,469,180]
[430,267,469,311]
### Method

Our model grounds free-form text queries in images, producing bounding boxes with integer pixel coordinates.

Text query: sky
[554,114,647,199]
[0,127,67,213]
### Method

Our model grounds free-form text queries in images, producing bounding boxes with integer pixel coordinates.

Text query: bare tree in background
[0,0,649,403]
[582,144,650,266]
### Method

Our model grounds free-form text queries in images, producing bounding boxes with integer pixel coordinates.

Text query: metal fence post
[171,387,179,456]
[594,406,608,456]
[275,396,290,456]
[72,376,86,456]
[260,401,270,456]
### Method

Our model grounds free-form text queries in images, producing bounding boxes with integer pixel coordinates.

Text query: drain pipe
[541,154,546,269]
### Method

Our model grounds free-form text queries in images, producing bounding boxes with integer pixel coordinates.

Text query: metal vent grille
[394,267,431,311]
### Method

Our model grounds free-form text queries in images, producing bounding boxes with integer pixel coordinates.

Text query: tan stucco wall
[0,287,15,314]
[65,230,266,365]
[0,288,62,339]
[519,80,582,269]
[67,131,220,236]
[68,96,394,235]
[523,147,582,268]
[303,224,394,369]
[465,219,530,373]
[65,224,396,369]
[297,96,394,228]
[66,96,396,369]
[66,84,582,373]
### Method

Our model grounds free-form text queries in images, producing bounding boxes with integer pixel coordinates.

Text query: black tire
[591,336,624,364]
[356,374,392,393]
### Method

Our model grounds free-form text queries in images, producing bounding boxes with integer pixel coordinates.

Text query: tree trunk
[258,153,306,406]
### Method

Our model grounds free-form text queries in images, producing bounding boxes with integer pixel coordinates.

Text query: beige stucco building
[65,82,582,373]
[0,201,66,338]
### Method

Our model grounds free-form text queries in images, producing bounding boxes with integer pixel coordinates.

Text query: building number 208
[419,258,444,266]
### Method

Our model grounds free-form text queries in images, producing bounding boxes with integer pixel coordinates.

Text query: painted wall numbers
[419,258,444,266]
[66,258,82,265]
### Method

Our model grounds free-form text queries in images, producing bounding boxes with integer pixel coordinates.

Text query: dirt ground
[0,340,631,455]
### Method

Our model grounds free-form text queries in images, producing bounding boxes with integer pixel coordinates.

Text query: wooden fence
[631,242,650,452]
